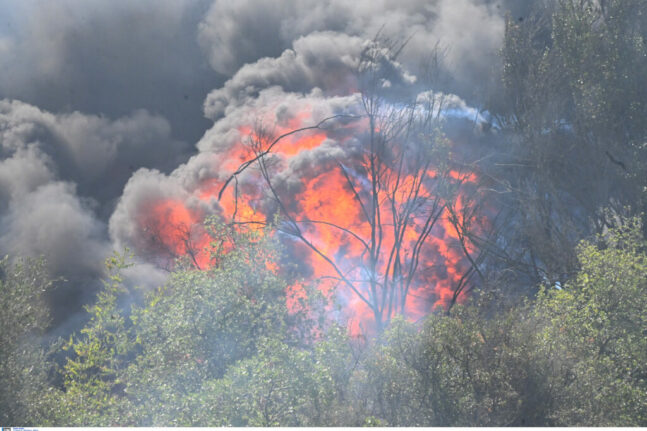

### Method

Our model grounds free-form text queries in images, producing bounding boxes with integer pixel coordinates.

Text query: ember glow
[134,96,487,334]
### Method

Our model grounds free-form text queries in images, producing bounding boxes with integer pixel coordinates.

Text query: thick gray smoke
[0,0,220,144]
[0,99,186,269]
[0,99,187,325]
[0,0,512,330]
[198,0,507,99]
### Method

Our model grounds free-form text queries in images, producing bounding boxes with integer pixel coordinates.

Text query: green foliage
[186,337,338,426]
[356,304,553,426]
[121,223,303,425]
[176,325,358,426]
[493,0,647,285]
[354,219,647,426]
[42,221,354,426]
[0,256,52,425]
[45,251,135,426]
[7,217,647,426]
[536,217,647,425]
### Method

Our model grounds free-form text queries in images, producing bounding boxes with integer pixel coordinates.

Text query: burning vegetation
[129,44,493,335]
[2,0,647,427]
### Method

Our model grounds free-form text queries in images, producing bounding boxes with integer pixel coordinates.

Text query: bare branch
[218,114,361,201]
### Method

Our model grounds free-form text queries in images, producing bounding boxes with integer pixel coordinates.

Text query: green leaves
[11,216,646,426]
[536,218,647,425]
[493,0,647,287]
[47,251,136,426]
[351,219,646,426]
[0,256,52,425]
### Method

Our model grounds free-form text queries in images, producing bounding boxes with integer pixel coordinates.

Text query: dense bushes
[2,218,646,426]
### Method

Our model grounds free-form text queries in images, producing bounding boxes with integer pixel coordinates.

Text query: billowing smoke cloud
[0,0,220,143]
[0,100,187,212]
[203,32,365,120]
[0,182,108,278]
[0,0,512,331]
[0,99,188,322]
[198,0,507,99]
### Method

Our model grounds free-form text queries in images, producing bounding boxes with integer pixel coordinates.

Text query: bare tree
[219,41,489,331]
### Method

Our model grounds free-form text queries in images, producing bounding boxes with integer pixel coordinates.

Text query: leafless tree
[219,40,490,331]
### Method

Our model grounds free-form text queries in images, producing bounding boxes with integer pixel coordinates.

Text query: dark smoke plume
[0,0,513,331]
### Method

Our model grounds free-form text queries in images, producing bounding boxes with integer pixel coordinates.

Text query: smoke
[202,32,365,120]
[0,99,186,323]
[198,0,506,99]
[0,182,109,278]
[0,0,511,332]
[0,0,220,143]
[0,99,187,209]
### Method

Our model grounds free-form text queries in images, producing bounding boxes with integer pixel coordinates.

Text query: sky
[0,0,529,330]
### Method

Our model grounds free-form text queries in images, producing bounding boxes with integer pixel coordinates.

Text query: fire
[133,99,488,335]
[137,199,211,270]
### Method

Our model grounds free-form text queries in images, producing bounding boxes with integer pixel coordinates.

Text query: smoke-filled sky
[0,0,529,329]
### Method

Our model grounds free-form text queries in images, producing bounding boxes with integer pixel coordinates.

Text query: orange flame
[135,103,488,335]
